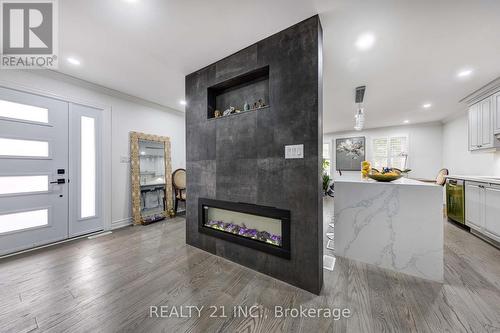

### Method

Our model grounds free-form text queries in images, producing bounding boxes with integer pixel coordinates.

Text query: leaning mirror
[130,132,173,225]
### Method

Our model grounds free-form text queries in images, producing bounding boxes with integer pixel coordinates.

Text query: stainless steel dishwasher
[446,178,465,224]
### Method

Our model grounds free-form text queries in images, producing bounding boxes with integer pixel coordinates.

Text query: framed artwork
[335,136,366,171]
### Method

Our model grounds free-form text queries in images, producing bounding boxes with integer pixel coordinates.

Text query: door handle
[50,178,66,184]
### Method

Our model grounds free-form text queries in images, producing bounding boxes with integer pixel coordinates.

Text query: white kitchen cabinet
[469,96,496,151]
[465,181,500,243]
[465,182,484,230]
[469,104,479,149]
[494,92,500,134]
[480,98,493,148]
[484,186,500,239]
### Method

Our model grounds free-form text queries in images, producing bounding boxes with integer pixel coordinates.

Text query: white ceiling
[58,0,500,133]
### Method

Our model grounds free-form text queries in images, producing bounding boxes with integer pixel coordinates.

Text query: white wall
[324,122,443,180]
[0,70,186,229]
[443,113,500,176]
[111,98,185,226]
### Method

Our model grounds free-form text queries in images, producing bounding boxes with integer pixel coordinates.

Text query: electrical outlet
[120,156,130,163]
[285,144,304,159]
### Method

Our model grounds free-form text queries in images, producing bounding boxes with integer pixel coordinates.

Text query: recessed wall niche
[207,66,269,119]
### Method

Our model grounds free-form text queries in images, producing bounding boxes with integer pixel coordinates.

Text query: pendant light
[354,86,366,131]
[354,107,365,131]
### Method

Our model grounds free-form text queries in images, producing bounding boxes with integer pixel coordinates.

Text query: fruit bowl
[367,168,402,182]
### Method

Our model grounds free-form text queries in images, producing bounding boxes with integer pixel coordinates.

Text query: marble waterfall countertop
[333,174,444,281]
[334,174,439,186]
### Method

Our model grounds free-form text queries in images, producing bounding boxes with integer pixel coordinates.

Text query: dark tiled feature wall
[185,15,323,294]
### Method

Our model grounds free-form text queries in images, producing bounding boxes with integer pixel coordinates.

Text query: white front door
[0,87,104,256]
[0,87,69,255]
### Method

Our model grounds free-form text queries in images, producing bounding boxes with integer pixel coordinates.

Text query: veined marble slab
[334,176,443,282]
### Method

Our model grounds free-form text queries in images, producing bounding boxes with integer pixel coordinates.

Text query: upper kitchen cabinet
[479,97,493,148]
[465,77,500,151]
[469,103,479,149]
[468,95,498,151]
[494,91,500,134]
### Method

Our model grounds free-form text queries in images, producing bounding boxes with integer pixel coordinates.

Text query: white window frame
[0,172,52,198]
[0,134,52,160]
[371,135,409,170]
[323,141,332,176]
[0,206,52,236]
[0,98,53,127]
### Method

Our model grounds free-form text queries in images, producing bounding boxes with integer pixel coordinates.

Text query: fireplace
[198,198,291,259]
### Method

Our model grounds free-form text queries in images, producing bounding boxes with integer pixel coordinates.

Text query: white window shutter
[323,143,330,159]
[389,136,408,169]
[323,143,331,175]
[372,137,388,169]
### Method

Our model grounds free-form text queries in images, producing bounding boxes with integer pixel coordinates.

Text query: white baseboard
[111,217,133,230]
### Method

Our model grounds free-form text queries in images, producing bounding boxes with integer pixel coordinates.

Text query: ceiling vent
[355,86,366,103]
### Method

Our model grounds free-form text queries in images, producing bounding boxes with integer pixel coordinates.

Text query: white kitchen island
[334,174,443,282]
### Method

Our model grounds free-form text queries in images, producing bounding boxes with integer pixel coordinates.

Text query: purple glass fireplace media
[204,220,282,247]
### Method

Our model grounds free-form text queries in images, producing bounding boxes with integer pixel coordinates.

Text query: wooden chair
[172,168,186,214]
[416,168,449,186]
[435,168,449,186]
[414,168,449,217]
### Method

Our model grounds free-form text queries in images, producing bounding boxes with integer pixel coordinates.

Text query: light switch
[285,144,304,159]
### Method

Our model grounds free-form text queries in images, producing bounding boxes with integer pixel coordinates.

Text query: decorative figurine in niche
[244,102,250,111]
[259,98,266,107]
[223,106,235,116]
[214,110,221,118]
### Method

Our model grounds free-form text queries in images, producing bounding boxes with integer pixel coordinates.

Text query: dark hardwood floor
[1,200,500,332]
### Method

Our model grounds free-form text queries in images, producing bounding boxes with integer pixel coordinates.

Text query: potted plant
[322,159,331,195]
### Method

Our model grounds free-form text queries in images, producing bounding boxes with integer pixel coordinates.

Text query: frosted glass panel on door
[0,138,49,157]
[0,175,48,195]
[0,100,49,123]
[0,209,48,234]
[80,116,96,218]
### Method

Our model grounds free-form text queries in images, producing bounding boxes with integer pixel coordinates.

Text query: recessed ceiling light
[457,69,473,78]
[67,57,81,66]
[422,103,432,109]
[403,120,410,124]
[179,100,187,106]
[355,33,376,51]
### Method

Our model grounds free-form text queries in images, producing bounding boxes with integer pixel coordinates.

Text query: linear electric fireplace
[198,198,291,259]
